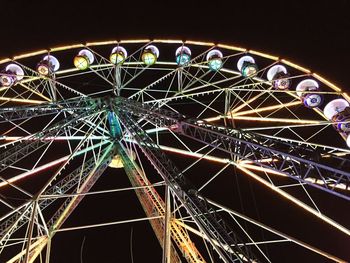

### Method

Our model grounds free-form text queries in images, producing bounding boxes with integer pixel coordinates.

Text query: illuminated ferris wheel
[0,39,349,262]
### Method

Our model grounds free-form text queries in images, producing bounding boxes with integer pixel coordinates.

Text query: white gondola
[175,46,191,66]
[110,46,128,65]
[142,45,159,66]
[237,55,257,77]
[0,64,24,87]
[323,99,349,120]
[206,49,223,71]
[267,65,290,90]
[37,55,60,75]
[74,49,94,70]
[296,79,323,108]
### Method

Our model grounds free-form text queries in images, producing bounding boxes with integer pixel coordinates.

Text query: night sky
[0,0,349,262]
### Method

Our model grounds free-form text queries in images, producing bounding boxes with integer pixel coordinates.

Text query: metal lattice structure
[0,39,349,262]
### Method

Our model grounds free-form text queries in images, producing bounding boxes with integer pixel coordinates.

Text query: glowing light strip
[19,83,52,102]
[7,236,47,263]
[230,92,267,114]
[231,101,301,117]
[312,73,342,92]
[304,178,349,191]
[228,115,321,124]
[0,157,66,188]
[343,93,350,102]
[236,164,350,236]
[0,141,109,188]
[13,50,48,60]
[185,40,215,46]
[19,76,41,84]
[280,59,311,74]
[249,50,279,61]
[203,116,222,122]
[119,39,151,44]
[206,199,347,263]
[1,136,109,141]
[238,163,286,177]
[0,86,9,93]
[27,236,49,263]
[169,220,206,262]
[0,97,45,104]
[50,44,85,52]
[86,40,119,46]
[0,58,11,64]
[217,44,246,52]
[153,39,183,44]
[124,137,230,164]
[238,158,277,165]
[159,145,229,164]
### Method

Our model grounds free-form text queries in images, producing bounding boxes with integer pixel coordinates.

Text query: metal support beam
[162,186,171,263]
[116,109,257,262]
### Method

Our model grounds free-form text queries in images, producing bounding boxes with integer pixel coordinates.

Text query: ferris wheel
[0,39,349,262]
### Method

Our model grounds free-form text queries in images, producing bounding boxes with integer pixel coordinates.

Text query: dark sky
[0,0,349,262]
[0,0,349,89]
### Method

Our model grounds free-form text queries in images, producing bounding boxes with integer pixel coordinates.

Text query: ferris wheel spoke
[236,164,350,235]
[148,142,344,225]
[0,110,97,171]
[0,97,94,123]
[3,142,116,262]
[18,83,51,102]
[128,69,178,101]
[183,90,225,120]
[205,198,347,263]
[0,110,105,202]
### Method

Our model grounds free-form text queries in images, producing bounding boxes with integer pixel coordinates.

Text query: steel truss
[116,108,258,262]
[113,97,350,201]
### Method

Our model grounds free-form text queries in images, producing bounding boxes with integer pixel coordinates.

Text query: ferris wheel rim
[0,38,347,97]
